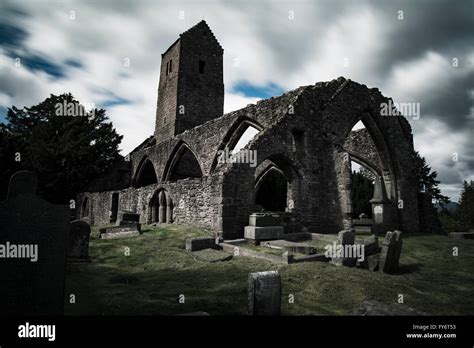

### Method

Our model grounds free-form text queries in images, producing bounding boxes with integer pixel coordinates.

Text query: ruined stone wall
[80,77,420,237]
[343,128,382,174]
[295,78,419,233]
[78,175,223,234]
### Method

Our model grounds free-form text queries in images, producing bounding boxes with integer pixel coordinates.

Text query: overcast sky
[0,0,472,201]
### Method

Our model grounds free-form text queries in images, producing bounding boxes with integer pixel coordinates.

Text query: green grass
[65,225,474,315]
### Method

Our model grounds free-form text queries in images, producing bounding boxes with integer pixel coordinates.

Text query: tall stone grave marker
[248,271,281,315]
[379,230,403,274]
[0,171,69,315]
[330,229,356,267]
[68,220,91,262]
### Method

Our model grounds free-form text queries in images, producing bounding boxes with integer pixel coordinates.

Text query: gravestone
[0,171,69,315]
[248,271,281,315]
[186,236,217,251]
[115,210,140,226]
[100,211,141,239]
[379,230,403,274]
[330,229,356,267]
[68,220,91,262]
[244,213,284,244]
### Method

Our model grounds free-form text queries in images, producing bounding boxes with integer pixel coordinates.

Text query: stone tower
[154,20,224,143]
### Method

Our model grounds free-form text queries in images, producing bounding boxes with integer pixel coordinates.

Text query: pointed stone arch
[210,116,264,173]
[162,141,203,181]
[344,112,397,201]
[133,156,158,188]
[148,188,173,224]
[254,154,301,212]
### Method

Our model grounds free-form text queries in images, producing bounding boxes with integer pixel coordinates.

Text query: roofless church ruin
[78,20,435,239]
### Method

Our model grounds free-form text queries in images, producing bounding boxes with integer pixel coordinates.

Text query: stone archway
[254,155,301,213]
[255,166,287,212]
[337,115,398,232]
[134,157,158,188]
[148,189,173,224]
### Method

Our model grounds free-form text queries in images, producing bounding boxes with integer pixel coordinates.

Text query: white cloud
[1,0,472,201]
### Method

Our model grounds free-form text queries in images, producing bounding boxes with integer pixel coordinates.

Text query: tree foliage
[456,180,474,230]
[0,93,123,203]
[413,151,449,204]
[351,170,374,218]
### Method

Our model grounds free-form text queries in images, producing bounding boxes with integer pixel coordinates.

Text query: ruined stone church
[78,20,431,239]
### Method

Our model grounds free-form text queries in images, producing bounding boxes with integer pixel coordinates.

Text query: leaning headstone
[360,254,380,271]
[248,271,281,315]
[361,235,379,256]
[330,229,356,267]
[379,230,403,274]
[0,171,69,315]
[68,220,91,262]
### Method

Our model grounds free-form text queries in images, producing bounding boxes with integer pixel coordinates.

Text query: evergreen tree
[456,180,474,231]
[351,170,374,218]
[0,93,123,203]
[413,151,449,204]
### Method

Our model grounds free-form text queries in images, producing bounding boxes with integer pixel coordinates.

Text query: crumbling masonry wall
[78,77,423,239]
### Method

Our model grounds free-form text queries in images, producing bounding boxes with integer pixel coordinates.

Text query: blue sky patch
[0,107,8,124]
[18,55,66,79]
[231,81,285,99]
[100,97,131,109]
[64,58,84,69]
[0,23,28,49]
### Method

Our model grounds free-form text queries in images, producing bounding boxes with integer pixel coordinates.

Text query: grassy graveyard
[65,224,474,316]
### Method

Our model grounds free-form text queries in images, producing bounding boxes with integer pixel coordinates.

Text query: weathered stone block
[185,236,217,251]
[248,213,283,227]
[248,271,281,315]
[244,226,284,240]
[100,225,141,239]
[261,240,315,255]
[115,210,140,226]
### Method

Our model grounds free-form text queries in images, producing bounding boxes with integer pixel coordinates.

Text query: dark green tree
[0,93,123,203]
[456,180,474,231]
[413,151,450,205]
[351,170,374,218]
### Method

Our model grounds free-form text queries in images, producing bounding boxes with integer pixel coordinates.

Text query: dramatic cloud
[0,0,472,200]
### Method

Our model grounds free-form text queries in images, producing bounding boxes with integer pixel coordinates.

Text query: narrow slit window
[169,59,172,73]
[199,60,205,74]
